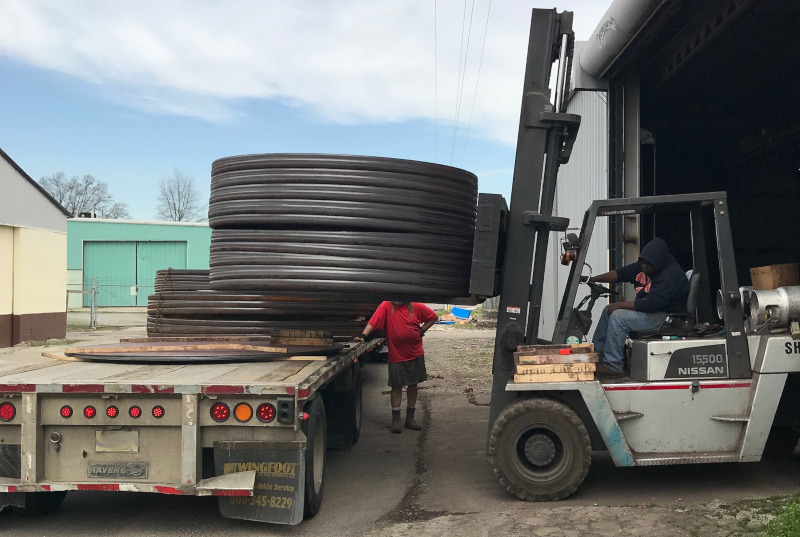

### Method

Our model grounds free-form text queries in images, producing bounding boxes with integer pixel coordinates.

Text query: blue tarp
[450,307,471,320]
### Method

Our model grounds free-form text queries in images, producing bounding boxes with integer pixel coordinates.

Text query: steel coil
[208,154,477,298]
[154,269,211,293]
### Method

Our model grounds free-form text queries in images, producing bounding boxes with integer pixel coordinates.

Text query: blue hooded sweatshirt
[615,237,689,314]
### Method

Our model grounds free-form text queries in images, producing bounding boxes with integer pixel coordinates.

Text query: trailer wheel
[488,398,591,501]
[21,491,68,515]
[302,396,327,518]
[351,364,363,443]
[325,365,363,449]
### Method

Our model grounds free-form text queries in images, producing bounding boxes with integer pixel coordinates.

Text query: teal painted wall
[68,220,210,306]
[67,220,210,270]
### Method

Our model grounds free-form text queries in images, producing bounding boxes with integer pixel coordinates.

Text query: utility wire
[450,0,475,164]
[434,0,438,162]
[460,0,491,164]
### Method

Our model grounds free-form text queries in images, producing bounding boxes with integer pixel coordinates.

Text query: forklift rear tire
[489,398,591,501]
[764,426,800,456]
[302,396,327,518]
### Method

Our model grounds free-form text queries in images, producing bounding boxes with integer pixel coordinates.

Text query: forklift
[470,9,800,501]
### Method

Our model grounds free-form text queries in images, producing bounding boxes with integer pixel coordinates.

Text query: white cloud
[0,0,610,145]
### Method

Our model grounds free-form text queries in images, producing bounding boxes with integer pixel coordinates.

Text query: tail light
[0,402,15,422]
[60,405,73,418]
[210,402,230,422]
[106,405,119,418]
[83,406,97,419]
[152,405,165,419]
[129,405,142,419]
[233,403,252,422]
[256,403,276,423]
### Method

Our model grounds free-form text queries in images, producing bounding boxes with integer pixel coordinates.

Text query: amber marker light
[234,403,253,422]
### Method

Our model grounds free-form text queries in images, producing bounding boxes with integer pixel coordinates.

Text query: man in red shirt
[355,301,438,433]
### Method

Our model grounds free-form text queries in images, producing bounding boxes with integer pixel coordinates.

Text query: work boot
[391,409,402,434]
[405,407,421,431]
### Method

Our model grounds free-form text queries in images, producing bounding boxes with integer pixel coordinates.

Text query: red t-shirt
[368,302,438,363]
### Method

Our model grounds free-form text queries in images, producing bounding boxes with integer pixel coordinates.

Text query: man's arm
[588,270,619,284]
[589,270,632,313]
[419,319,437,336]
[353,323,375,342]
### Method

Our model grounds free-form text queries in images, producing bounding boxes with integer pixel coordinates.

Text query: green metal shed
[67,219,211,307]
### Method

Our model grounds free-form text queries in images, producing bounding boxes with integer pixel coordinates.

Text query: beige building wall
[0,226,12,346]
[11,227,67,343]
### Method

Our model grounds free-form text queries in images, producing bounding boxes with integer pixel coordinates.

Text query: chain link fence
[66,279,148,329]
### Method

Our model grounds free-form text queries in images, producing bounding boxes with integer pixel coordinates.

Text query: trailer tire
[21,491,68,515]
[352,364,363,443]
[488,398,591,501]
[325,364,363,450]
[302,396,327,518]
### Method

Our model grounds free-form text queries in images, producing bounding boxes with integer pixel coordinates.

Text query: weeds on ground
[765,494,800,537]
[23,339,81,348]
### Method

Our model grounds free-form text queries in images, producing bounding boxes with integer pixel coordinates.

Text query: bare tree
[39,172,130,219]
[155,169,205,222]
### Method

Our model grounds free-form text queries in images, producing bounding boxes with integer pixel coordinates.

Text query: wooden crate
[513,343,597,382]
[750,263,800,290]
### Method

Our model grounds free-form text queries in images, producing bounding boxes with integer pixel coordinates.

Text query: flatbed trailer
[0,338,379,525]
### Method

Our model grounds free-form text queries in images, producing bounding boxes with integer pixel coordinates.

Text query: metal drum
[749,286,800,327]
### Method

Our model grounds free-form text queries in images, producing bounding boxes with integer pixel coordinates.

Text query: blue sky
[0,1,611,220]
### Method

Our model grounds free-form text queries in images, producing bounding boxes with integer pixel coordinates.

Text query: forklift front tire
[489,398,591,501]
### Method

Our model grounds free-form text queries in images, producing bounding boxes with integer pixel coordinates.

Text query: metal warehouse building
[67,219,211,307]
[0,148,70,347]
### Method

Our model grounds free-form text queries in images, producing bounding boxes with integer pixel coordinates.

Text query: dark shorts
[387,356,427,386]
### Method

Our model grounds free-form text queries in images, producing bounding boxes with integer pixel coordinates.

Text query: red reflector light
[0,402,15,422]
[106,405,119,418]
[83,406,97,419]
[152,405,165,419]
[129,405,142,419]
[210,403,230,423]
[60,405,73,418]
[256,403,276,423]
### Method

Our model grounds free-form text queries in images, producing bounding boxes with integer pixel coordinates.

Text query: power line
[434,0,438,162]
[450,0,475,164]
[460,0,491,164]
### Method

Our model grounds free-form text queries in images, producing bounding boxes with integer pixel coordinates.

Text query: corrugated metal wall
[539,90,609,339]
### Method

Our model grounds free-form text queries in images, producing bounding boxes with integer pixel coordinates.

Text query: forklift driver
[588,237,690,378]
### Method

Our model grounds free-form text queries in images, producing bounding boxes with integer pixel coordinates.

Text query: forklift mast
[487,9,580,431]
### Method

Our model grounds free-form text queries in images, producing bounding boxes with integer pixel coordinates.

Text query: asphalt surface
[2,322,800,535]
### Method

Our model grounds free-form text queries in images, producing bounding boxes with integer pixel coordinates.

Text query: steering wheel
[587,281,618,296]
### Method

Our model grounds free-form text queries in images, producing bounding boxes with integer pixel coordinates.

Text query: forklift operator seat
[629,271,701,339]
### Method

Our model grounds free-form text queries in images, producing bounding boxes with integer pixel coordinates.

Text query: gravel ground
[388,325,791,537]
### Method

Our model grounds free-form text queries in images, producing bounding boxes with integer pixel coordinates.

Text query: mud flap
[0,445,24,511]
[214,441,305,525]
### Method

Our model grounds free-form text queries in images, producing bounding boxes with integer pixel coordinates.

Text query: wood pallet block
[514,352,599,365]
[516,343,594,354]
[515,362,596,375]
[513,371,596,383]
[271,329,333,346]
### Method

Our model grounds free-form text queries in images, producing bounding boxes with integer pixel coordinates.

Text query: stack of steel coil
[147,270,377,338]
[208,154,478,300]
[154,269,211,293]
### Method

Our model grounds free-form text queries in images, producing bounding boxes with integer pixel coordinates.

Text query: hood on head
[638,237,672,273]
